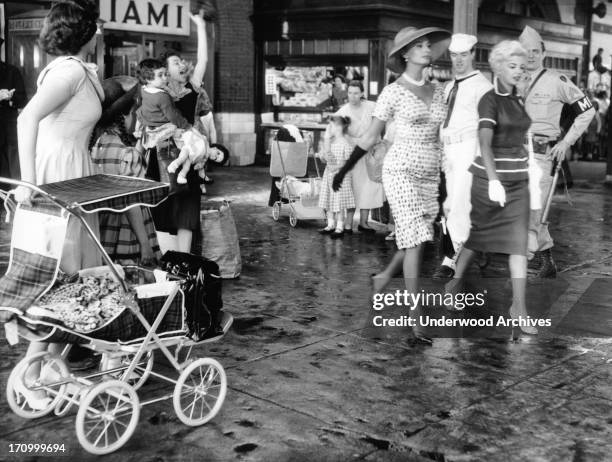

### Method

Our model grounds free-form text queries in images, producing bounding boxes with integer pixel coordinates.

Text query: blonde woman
[446,40,537,337]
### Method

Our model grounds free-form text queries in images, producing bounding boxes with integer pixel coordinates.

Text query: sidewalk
[1,165,612,461]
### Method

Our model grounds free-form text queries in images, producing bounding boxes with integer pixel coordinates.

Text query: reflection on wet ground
[1,166,612,461]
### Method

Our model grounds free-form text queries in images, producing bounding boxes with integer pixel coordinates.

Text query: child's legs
[177,228,193,253]
[324,210,335,229]
[335,210,346,231]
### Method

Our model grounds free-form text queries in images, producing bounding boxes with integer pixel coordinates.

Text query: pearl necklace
[402,72,425,86]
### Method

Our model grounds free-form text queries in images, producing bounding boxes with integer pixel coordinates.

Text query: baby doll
[167,128,209,184]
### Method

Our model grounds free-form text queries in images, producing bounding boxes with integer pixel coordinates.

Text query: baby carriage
[269,137,325,227]
[0,174,233,455]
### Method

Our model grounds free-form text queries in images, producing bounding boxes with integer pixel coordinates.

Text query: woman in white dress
[13,0,103,409]
[335,80,384,233]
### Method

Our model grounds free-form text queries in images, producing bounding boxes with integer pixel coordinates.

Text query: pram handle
[0,177,74,210]
[0,177,130,295]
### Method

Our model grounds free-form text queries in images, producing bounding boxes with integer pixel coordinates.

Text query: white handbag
[527,132,542,211]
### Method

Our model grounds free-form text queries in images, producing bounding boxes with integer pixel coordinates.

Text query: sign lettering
[100,0,190,36]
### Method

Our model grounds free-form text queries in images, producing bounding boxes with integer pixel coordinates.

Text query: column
[453,0,479,34]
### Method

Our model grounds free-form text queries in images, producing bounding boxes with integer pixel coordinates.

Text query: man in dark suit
[0,38,27,180]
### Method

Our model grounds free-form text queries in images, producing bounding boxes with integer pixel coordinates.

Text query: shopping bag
[196,201,242,278]
[365,140,389,183]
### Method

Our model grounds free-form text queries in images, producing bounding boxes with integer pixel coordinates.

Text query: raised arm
[189,11,208,89]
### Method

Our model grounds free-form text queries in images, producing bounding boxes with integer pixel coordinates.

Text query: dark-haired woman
[15,0,103,274]
[333,27,451,344]
[334,80,383,232]
[13,0,103,409]
[146,12,209,253]
[91,78,160,266]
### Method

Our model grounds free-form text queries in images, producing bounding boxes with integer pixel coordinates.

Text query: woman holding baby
[145,10,211,253]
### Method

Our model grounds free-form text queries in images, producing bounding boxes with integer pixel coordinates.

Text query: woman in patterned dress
[317,115,355,238]
[333,27,450,343]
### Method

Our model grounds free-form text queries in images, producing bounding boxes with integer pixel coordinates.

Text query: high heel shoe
[14,377,52,410]
[371,273,391,294]
[407,328,433,346]
[508,304,538,340]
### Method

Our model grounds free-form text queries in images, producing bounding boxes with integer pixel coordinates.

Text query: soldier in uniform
[519,26,595,277]
[433,34,493,279]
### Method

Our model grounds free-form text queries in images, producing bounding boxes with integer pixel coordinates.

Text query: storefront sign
[8,17,45,32]
[100,0,190,36]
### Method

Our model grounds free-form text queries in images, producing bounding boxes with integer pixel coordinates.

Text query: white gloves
[488,180,506,207]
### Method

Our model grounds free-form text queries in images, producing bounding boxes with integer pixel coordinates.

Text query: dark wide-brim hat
[98,76,139,126]
[210,143,229,165]
[387,26,451,74]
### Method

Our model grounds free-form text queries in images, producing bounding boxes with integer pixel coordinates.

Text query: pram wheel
[7,352,69,419]
[76,380,140,455]
[272,201,281,221]
[173,358,227,426]
[289,210,298,227]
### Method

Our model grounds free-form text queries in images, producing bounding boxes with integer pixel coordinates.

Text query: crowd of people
[1,0,599,406]
[312,25,595,344]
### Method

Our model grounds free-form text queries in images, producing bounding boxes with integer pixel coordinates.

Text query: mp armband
[571,96,593,114]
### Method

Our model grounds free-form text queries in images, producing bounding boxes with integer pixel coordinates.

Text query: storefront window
[265,64,369,124]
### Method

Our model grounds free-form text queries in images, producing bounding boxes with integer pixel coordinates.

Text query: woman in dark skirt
[146,11,210,252]
[446,40,538,336]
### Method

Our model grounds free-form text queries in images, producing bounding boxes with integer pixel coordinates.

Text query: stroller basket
[270,138,324,225]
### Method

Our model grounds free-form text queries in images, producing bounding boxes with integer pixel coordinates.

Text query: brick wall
[215,0,254,113]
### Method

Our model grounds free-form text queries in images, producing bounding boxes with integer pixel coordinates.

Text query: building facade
[0,0,603,165]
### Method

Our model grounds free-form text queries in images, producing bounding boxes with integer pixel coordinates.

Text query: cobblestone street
[1,164,612,461]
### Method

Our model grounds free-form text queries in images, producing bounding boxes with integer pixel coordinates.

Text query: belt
[441,131,477,145]
[533,134,559,147]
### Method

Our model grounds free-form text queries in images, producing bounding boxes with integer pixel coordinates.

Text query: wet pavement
[1,163,612,461]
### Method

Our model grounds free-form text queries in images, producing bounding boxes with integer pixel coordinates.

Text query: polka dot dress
[373,82,447,249]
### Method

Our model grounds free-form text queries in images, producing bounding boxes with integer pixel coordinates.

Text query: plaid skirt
[318,168,355,212]
[91,132,161,262]
[99,208,161,264]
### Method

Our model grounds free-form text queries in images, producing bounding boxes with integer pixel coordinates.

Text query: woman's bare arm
[189,12,208,89]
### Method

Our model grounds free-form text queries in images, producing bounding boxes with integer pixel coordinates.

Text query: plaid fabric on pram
[18,289,186,344]
[38,174,169,212]
[0,248,59,315]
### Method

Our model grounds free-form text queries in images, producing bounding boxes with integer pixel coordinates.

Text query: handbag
[159,251,224,340]
[527,132,542,210]
[365,140,389,183]
[195,200,242,278]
